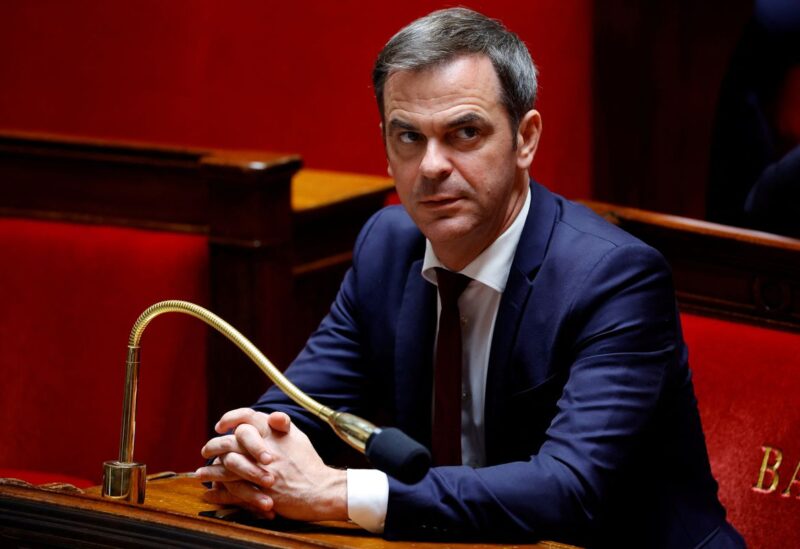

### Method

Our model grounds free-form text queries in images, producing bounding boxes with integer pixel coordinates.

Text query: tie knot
[435,267,471,307]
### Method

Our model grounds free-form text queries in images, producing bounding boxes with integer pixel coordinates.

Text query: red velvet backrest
[0,218,209,484]
[682,312,800,548]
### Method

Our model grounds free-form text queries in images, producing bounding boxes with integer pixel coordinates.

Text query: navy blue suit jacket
[254,183,743,547]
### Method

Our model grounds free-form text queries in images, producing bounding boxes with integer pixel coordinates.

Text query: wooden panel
[583,200,800,331]
[289,170,394,357]
[0,130,300,233]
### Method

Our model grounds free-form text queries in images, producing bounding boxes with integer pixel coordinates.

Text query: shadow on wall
[707,0,800,238]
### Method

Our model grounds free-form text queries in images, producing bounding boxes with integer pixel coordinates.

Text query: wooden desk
[292,169,394,213]
[0,476,576,548]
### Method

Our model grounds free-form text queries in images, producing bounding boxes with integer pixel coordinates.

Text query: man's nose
[419,139,452,182]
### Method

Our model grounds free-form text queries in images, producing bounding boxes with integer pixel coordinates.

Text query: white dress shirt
[347,189,531,533]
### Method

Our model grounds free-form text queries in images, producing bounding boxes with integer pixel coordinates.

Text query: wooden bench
[584,201,800,548]
[0,130,393,483]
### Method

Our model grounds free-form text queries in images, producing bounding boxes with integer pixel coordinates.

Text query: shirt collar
[422,188,531,293]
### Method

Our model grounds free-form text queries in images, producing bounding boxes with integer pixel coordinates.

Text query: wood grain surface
[0,475,578,548]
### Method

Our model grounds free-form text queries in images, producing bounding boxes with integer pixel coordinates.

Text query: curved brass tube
[128,300,336,424]
[103,300,381,503]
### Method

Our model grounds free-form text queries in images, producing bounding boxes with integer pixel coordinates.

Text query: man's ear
[516,109,542,170]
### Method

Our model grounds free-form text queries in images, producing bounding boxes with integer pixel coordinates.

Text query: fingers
[267,411,292,433]
[194,463,242,483]
[199,432,274,487]
[215,408,271,436]
[202,424,275,465]
[235,423,273,466]
[221,451,274,487]
[203,481,276,520]
[201,434,244,460]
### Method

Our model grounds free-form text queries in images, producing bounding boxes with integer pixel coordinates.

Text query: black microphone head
[365,427,431,484]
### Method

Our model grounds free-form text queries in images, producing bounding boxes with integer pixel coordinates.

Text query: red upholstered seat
[0,219,209,485]
[682,313,800,548]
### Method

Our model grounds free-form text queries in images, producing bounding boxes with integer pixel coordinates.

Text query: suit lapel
[393,259,437,449]
[485,182,559,462]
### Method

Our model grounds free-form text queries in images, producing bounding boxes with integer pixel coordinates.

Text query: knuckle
[221,407,250,425]
[216,436,233,453]
[220,452,240,470]
[255,411,270,423]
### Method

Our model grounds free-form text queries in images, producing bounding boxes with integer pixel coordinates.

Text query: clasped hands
[195,408,348,522]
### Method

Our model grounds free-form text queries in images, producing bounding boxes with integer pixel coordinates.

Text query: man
[198,8,744,547]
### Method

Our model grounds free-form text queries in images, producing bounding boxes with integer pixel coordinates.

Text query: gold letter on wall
[753,446,782,493]
[781,460,800,498]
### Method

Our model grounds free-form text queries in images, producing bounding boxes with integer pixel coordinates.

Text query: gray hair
[372,7,538,132]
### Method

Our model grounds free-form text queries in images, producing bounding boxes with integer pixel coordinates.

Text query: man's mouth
[420,195,462,206]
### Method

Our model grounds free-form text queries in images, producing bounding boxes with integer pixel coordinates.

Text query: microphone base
[102,460,146,503]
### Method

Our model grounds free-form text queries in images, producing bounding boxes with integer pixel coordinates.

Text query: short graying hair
[373,7,538,132]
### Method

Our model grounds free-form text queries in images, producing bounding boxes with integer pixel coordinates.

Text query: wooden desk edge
[581,199,800,251]
[0,477,577,549]
[0,480,328,548]
[292,170,394,213]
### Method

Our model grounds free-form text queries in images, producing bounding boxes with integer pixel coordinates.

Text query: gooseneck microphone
[102,300,431,503]
[365,427,431,484]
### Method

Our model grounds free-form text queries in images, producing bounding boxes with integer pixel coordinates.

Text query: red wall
[0,0,592,199]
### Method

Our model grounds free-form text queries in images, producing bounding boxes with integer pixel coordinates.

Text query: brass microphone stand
[102,300,400,503]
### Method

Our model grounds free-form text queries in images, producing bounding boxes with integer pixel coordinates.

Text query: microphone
[366,427,431,484]
[103,300,431,503]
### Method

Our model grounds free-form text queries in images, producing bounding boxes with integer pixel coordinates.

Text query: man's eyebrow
[387,113,486,132]
[445,113,485,129]
[388,119,418,132]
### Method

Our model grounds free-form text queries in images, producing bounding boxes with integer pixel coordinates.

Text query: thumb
[267,411,292,433]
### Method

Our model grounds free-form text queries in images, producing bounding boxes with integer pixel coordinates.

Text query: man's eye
[455,127,479,140]
[399,132,421,144]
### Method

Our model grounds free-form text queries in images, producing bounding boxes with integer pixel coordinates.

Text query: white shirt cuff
[346,468,389,534]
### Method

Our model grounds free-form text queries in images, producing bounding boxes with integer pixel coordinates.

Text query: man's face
[382,54,540,270]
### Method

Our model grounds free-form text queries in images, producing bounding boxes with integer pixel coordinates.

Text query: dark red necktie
[432,267,472,466]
